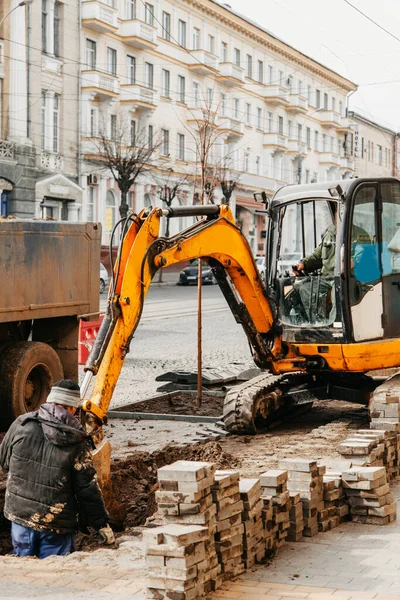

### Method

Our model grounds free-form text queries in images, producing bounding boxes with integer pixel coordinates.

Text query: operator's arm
[72,442,109,531]
[301,243,323,273]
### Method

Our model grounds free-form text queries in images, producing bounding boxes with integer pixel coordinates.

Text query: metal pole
[0,1,33,29]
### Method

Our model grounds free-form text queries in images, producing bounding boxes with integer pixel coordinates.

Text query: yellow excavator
[80,177,400,515]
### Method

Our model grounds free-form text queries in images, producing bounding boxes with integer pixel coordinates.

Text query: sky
[227,0,400,131]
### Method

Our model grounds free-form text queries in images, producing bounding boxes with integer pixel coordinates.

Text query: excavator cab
[264,178,400,348]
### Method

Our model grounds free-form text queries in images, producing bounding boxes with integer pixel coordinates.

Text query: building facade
[81,0,357,253]
[0,0,81,220]
[347,111,399,179]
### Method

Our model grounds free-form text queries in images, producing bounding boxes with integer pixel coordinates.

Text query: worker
[0,379,115,558]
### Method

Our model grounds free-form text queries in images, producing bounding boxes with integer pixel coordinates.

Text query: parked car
[100,263,110,294]
[178,259,216,285]
[277,252,302,276]
[255,256,266,281]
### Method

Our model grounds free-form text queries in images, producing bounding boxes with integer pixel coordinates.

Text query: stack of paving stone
[318,470,348,531]
[279,459,324,538]
[211,470,244,583]
[338,429,400,480]
[239,478,265,567]
[342,466,396,525]
[144,523,212,600]
[155,461,220,591]
[260,469,290,552]
[370,383,400,434]
[287,491,304,541]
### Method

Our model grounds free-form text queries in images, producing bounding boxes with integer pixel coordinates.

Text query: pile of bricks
[370,382,400,434]
[287,491,304,541]
[212,470,244,583]
[155,461,221,592]
[318,470,349,531]
[260,469,290,553]
[280,459,324,538]
[338,429,400,480]
[144,524,212,600]
[239,478,265,568]
[342,466,396,525]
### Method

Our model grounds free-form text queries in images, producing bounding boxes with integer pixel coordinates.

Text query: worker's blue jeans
[11,522,75,558]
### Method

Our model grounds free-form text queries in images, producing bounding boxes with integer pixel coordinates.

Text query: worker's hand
[98,524,115,545]
[293,263,305,275]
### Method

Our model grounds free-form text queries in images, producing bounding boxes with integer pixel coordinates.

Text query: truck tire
[0,342,64,429]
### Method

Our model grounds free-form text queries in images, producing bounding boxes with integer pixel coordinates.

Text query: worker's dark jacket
[0,403,108,534]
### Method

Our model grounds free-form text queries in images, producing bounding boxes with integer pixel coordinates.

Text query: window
[234,48,240,66]
[148,124,154,149]
[178,75,185,103]
[258,60,263,83]
[105,190,116,234]
[313,172,318,183]
[107,47,117,76]
[110,114,117,141]
[144,3,154,25]
[246,54,252,79]
[54,2,60,57]
[177,133,185,160]
[244,154,249,172]
[161,129,169,156]
[278,116,283,134]
[330,136,334,152]
[245,103,251,125]
[233,98,239,119]
[208,35,215,54]
[193,27,200,50]
[307,85,312,103]
[314,130,319,151]
[322,133,327,152]
[145,62,153,88]
[324,93,328,110]
[42,0,47,52]
[125,0,136,20]
[126,55,135,84]
[377,145,383,165]
[257,107,262,129]
[268,111,273,132]
[279,70,283,85]
[288,120,292,139]
[221,41,227,62]
[162,69,170,97]
[86,39,96,69]
[207,87,213,106]
[368,140,371,161]
[41,91,46,148]
[162,12,171,40]
[298,80,302,95]
[221,93,227,116]
[87,186,94,222]
[52,94,60,152]
[90,108,97,137]
[339,101,343,116]
[305,170,310,184]
[332,97,336,112]
[297,123,302,142]
[178,20,187,47]
[269,65,273,84]
[316,89,321,108]
[256,155,261,175]
[306,127,311,149]
[130,120,136,145]
[193,81,200,107]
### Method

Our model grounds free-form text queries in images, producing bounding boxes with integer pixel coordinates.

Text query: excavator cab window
[274,199,337,330]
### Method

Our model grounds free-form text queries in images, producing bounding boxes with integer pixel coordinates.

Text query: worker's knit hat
[47,381,81,408]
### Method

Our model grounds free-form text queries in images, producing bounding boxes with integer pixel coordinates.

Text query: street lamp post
[0,0,34,29]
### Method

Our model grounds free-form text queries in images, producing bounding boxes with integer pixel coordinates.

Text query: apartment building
[347,111,399,179]
[0,0,81,219]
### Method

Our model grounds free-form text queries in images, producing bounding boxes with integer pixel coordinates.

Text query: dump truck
[0,219,101,429]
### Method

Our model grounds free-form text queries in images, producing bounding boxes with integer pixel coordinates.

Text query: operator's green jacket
[302,224,370,278]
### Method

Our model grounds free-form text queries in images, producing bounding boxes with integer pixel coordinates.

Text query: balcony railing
[188,50,218,75]
[320,152,341,166]
[218,116,244,137]
[340,155,355,170]
[263,132,288,150]
[82,70,119,98]
[217,63,245,86]
[263,85,289,105]
[287,93,308,113]
[187,107,220,127]
[41,152,64,172]
[318,110,341,128]
[0,140,14,160]
[119,20,157,48]
[82,0,118,32]
[120,84,158,110]
[287,139,308,154]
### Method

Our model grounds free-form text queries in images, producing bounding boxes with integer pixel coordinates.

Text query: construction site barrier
[78,315,104,365]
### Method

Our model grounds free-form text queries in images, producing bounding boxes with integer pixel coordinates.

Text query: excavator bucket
[92,438,126,527]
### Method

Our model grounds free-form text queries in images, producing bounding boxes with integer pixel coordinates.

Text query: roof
[348,111,398,136]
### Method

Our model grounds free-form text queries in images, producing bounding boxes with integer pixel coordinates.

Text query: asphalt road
[97,284,252,408]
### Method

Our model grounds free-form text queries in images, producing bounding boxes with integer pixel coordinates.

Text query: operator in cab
[0,380,115,558]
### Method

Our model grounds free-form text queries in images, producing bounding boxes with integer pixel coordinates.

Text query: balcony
[318,110,341,129]
[217,63,245,87]
[263,133,288,151]
[337,116,352,134]
[187,50,218,75]
[286,93,308,114]
[218,116,244,139]
[240,173,281,193]
[40,152,64,172]
[187,107,219,128]
[119,20,157,49]
[82,0,118,33]
[340,155,355,170]
[320,152,341,166]
[81,70,119,99]
[287,140,308,155]
[120,84,158,112]
[263,85,289,106]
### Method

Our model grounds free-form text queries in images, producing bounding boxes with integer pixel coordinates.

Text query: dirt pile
[115,392,223,417]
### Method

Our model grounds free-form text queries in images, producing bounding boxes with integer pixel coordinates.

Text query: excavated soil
[114,392,223,417]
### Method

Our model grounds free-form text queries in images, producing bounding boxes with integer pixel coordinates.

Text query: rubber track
[223,371,304,433]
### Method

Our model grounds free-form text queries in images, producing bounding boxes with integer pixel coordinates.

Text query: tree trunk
[119,189,129,220]
[165,217,170,238]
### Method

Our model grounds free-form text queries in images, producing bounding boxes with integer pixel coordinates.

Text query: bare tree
[151,168,190,237]
[87,112,159,220]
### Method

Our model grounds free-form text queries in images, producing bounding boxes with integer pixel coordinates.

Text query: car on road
[255,256,266,281]
[178,259,216,285]
[100,263,110,294]
[277,252,302,276]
